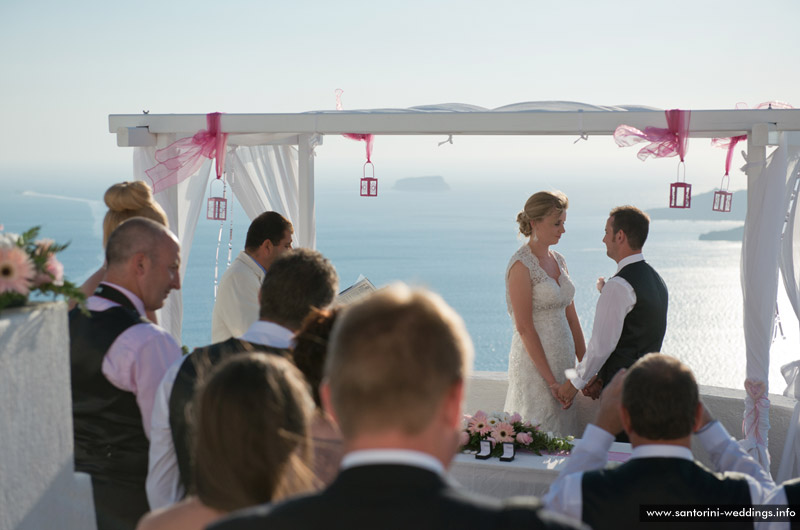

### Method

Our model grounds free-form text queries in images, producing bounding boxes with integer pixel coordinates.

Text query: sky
[1,0,798,196]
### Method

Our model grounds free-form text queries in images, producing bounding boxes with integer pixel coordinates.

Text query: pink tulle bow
[146,112,228,193]
[343,133,374,163]
[742,379,769,445]
[335,89,374,162]
[711,135,747,176]
[614,109,691,162]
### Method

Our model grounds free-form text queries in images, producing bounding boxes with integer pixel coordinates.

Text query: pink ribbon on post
[711,135,747,176]
[613,109,691,161]
[146,112,228,193]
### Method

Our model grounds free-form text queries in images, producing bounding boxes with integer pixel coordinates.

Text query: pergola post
[297,134,319,249]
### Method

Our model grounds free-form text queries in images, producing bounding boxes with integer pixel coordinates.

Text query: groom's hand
[582,376,603,400]
[557,380,578,409]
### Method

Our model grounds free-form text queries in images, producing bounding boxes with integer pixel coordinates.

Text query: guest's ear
[692,402,704,432]
[619,404,632,435]
[320,380,338,424]
[440,380,464,429]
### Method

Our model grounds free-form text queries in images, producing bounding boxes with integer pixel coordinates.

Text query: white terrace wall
[0,302,96,530]
[465,371,795,479]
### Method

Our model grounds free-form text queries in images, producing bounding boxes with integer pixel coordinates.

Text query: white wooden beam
[109,109,800,144]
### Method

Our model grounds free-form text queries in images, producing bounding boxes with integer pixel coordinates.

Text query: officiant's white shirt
[568,253,641,389]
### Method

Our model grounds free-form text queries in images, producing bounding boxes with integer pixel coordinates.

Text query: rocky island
[392,175,450,192]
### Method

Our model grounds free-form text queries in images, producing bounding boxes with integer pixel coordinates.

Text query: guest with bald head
[69,217,183,530]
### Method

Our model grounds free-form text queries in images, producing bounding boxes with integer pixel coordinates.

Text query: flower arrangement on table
[460,410,574,458]
[0,226,85,311]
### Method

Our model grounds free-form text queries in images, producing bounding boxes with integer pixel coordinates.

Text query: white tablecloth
[448,442,632,499]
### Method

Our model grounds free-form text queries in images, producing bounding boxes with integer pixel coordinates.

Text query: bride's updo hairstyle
[517,191,569,237]
[102,181,168,247]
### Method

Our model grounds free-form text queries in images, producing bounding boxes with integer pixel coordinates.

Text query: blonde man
[212,285,584,530]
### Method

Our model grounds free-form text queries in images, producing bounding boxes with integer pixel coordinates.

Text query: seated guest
[212,211,293,342]
[147,248,338,509]
[74,180,169,322]
[69,217,183,530]
[544,353,775,530]
[137,353,316,530]
[211,284,585,530]
[292,308,344,485]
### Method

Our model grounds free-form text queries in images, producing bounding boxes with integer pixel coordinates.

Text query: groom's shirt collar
[616,253,644,273]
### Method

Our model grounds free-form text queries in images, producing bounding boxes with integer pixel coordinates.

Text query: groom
[557,205,668,408]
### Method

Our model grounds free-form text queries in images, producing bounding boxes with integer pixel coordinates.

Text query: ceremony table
[448,441,632,499]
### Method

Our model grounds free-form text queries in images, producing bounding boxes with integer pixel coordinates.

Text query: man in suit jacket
[146,248,338,509]
[211,284,585,530]
[545,354,775,530]
[558,205,668,408]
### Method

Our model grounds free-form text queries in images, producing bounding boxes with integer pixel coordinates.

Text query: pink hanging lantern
[670,162,691,209]
[361,162,378,197]
[710,134,746,213]
[207,178,227,220]
[712,175,733,213]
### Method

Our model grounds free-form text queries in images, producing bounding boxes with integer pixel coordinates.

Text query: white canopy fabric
[132,137,318,340]
[775,142,800,482]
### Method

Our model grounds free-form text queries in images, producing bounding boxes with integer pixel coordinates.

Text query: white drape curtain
[775,140,800,482]
[741,134,799,471]
[132,138,312,342]
[133,145,213,341]
[226,144,315,248]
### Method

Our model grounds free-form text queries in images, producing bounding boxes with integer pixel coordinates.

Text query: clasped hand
[550,381,578,409]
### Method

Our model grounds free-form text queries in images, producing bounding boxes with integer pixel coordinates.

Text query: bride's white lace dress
[503,245,579,436]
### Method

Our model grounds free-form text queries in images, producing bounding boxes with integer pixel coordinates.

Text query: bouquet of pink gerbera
[0,226,84,311]
[460,410,574,458]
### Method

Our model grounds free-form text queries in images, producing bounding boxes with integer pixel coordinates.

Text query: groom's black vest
[598,260,668,384]
[582,458,753,530]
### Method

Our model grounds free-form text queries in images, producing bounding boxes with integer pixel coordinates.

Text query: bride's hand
[549,382,572,409]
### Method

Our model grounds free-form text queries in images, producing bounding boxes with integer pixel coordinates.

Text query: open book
[336,276,376,306]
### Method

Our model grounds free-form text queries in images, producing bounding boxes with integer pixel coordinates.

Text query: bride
[504,191,586,436]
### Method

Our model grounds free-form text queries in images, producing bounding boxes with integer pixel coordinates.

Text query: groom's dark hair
[610,206,649,250]
[622,354,699,440]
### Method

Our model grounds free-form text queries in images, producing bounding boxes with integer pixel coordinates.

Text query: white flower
[0,232,20,248]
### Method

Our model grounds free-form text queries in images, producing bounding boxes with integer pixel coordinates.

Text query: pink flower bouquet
[461,410,574,458]
[0,226,84,311]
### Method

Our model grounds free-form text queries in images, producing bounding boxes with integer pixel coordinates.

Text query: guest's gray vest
[168,338,290,495]
[69,284,150,485]
[782,478,800,529]
[598,260,668,384]
[582,458,753,530]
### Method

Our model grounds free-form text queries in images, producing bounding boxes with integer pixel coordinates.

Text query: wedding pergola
[109,101,800,478]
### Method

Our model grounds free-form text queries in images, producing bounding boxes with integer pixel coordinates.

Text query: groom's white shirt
[568,253,642,389]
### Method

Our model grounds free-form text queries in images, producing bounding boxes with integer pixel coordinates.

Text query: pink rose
[509,412,522,424]
[516,432,533,445]
[459,431,470,447]
[34,255,64,287]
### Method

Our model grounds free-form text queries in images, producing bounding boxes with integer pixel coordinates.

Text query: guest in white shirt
[210,285,585,530]
[545,354,775,530]
[147,248,338,510]
[211,211,293,342]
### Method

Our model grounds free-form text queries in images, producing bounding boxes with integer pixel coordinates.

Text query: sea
[2,174,797,393]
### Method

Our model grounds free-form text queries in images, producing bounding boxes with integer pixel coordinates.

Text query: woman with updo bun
[73,181,168,321]
[503,191,585,436]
